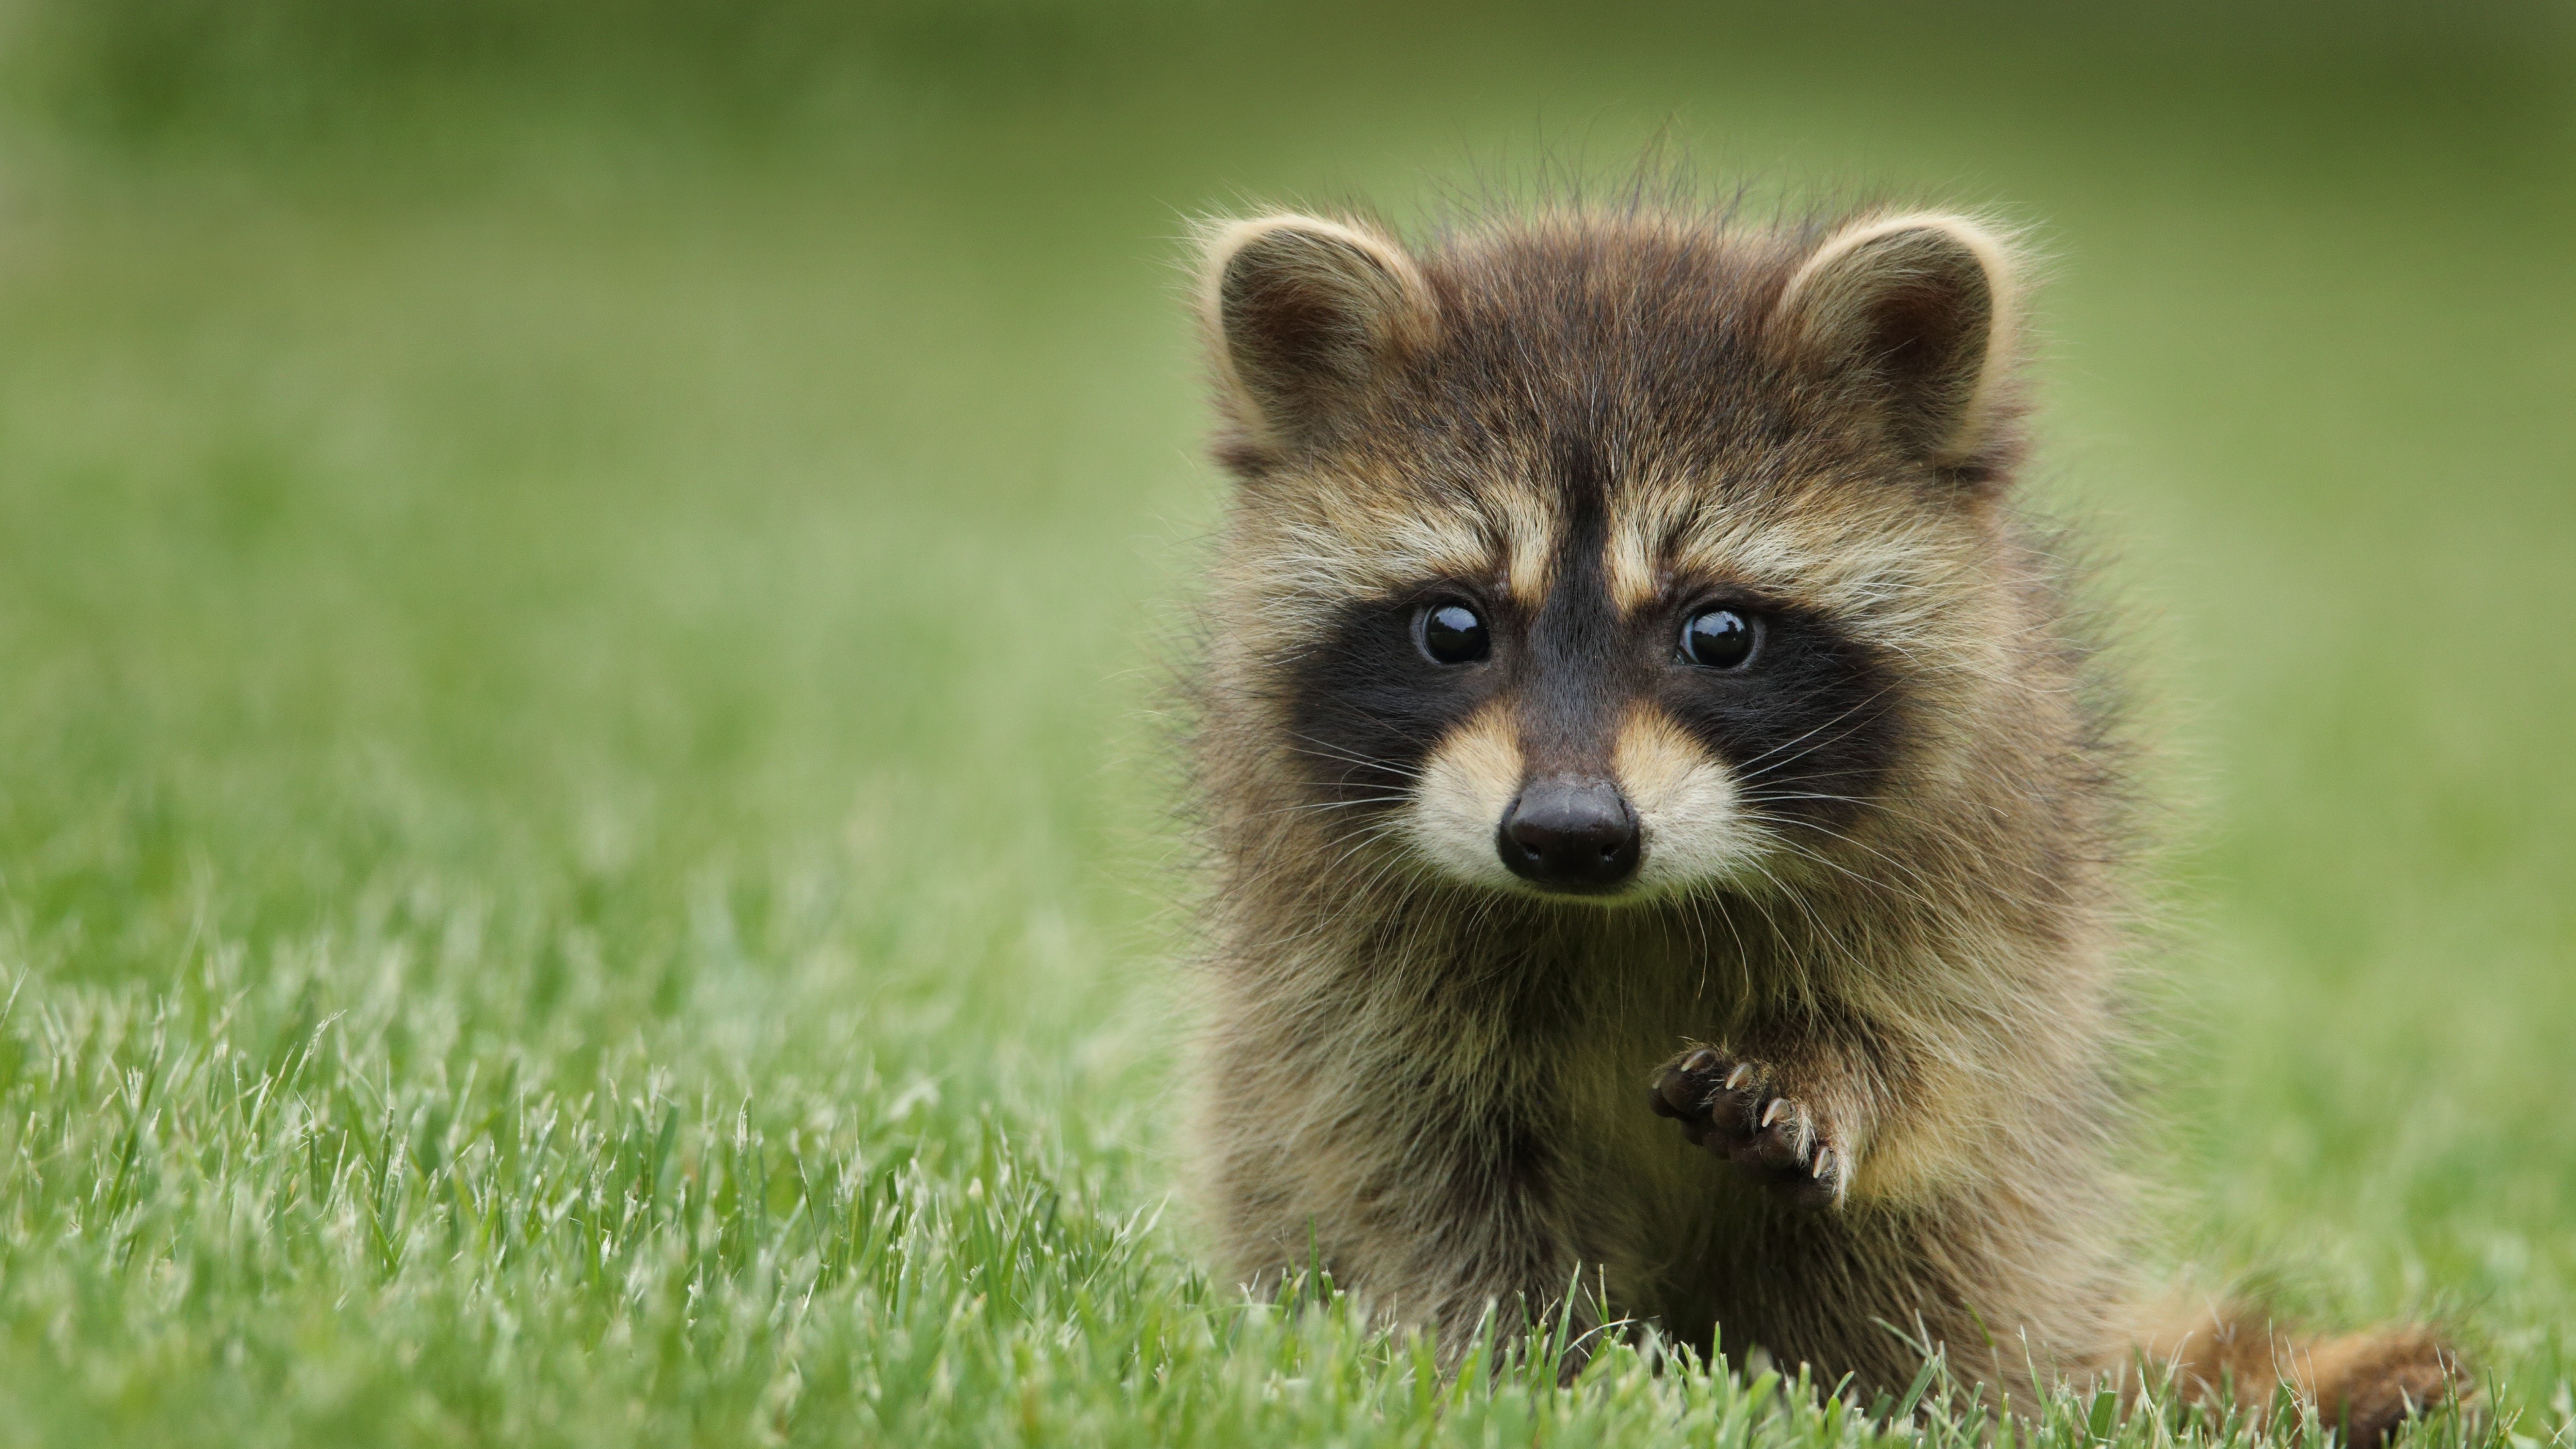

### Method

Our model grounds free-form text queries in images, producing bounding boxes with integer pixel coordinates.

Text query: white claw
[1760,1097,1791,1129]
[1813,1146,1837,1181]
[1723,1064,1756,1090]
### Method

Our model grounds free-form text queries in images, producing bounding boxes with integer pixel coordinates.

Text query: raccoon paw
[1650,1047,1844,1207]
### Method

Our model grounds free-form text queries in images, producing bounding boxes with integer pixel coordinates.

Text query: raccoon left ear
[1773,212,2022,476]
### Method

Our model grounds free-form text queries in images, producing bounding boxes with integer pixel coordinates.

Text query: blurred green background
[0,1,2567,1443]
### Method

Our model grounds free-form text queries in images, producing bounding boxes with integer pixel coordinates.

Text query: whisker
[1732,710,1901,790]
[1287,739,1422,781]
[1726,686,1902,778]
[1250,794,1417,820]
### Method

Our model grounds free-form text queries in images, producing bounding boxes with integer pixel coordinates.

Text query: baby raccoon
[1181,197,2460,1441]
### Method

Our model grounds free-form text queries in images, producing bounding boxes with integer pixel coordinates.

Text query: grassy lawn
[0,3,2566,1443]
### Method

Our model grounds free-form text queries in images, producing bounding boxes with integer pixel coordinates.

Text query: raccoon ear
[1774,212,2021,476]
[1196,213,1436,459]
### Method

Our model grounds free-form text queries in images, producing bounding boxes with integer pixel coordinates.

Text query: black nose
[1497,778,1641,892]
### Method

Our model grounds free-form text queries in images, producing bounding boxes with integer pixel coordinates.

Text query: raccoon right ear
[1195,213,1437,460]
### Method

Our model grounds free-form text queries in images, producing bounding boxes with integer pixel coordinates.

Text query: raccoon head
[1195,207,2027,903]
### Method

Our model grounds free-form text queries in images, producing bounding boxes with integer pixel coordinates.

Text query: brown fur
[1178,193,2461,1442]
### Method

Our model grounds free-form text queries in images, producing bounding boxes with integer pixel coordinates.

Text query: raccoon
[1179,196,2462,1442]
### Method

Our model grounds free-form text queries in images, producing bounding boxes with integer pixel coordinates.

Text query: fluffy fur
[1178,193,2459,1444]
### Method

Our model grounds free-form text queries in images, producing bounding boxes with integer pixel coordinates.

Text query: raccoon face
[1198,208,2020,902]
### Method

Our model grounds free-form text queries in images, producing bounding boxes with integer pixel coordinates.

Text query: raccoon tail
[2120,1298,2469,1448]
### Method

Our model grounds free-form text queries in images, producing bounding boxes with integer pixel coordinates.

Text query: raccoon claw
[1651,1049,1843,1206]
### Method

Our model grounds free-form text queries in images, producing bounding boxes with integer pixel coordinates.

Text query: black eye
[1678,608,1758,669]
[1417,602,1490,665]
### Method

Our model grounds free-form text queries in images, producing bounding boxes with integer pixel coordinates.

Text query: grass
[0,2,2567,1443]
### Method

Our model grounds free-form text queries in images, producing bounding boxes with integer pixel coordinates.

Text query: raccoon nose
[1497,778,1641,892]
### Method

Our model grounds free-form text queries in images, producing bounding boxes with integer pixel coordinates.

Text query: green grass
[0,3,2568,1443]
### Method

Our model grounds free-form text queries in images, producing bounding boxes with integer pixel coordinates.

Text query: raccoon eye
[1416,602,1490,665]
[1678,608,1758,669]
